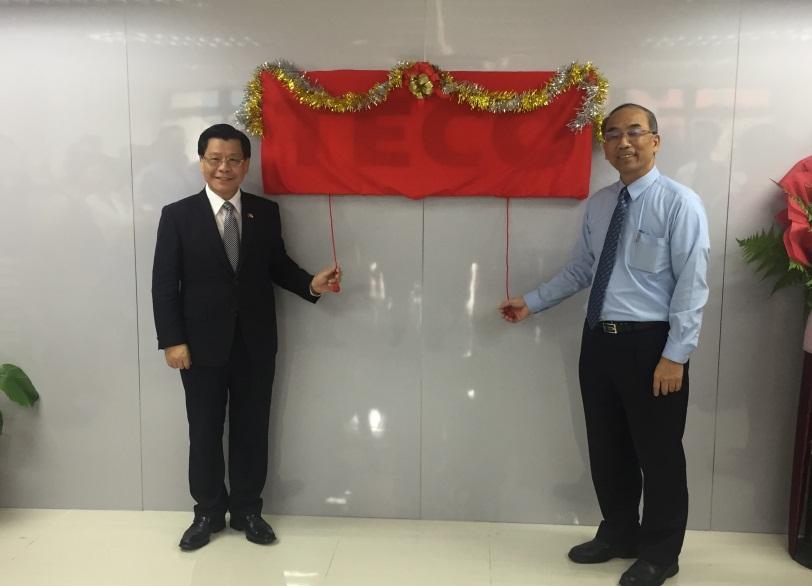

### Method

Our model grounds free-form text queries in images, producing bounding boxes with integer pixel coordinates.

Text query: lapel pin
[247,212,254,219]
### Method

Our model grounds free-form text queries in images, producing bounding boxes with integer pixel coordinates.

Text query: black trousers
[579,321,689,566]
[179,321,276,518]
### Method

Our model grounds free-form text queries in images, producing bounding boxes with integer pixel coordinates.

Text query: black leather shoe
[619,559,679,585]
[568,538,637,564]
[230,513,277,544]
[179,515,225,551]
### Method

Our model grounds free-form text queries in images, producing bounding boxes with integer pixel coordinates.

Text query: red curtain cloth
[260,69,593,199]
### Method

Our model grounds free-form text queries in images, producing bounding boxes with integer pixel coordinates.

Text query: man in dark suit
[152,123,340,551]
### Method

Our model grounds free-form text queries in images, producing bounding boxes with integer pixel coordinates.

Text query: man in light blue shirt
[500,103,709,586]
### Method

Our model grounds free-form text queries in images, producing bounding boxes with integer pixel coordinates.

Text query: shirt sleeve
[662,196,710,363]
[523,206,595,313]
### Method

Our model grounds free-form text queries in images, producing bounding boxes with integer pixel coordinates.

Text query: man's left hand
[652,357,684,397]
[311,264,342,294]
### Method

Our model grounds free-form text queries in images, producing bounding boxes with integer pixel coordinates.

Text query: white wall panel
[0,5,141,509]
[267,196,423,518]
[714,0,812,532]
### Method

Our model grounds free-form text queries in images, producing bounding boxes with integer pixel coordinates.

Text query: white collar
[205,184,242,215]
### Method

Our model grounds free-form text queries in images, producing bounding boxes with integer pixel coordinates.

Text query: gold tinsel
[237,60,608,141]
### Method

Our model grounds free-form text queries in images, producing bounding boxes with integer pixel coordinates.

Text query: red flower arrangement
[777,157,812,268]
[739,155,812,311]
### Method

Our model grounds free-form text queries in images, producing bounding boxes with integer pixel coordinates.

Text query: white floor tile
[1,509,809,586]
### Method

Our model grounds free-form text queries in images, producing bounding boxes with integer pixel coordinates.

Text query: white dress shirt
[523,167,710,363]
[205,184,242,239]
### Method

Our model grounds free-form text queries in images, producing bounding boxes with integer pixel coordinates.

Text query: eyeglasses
[202,156,245,168]
[603,128,657,142]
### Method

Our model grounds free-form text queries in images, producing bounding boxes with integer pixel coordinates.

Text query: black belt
[594,321,668,334]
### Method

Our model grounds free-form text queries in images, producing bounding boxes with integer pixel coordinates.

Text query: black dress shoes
[568,538,638,564]
[619,559,679,586]
[179,515,225,551]
[230,513,277,544]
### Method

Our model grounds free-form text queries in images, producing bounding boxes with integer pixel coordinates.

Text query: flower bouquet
[738,155,812,313]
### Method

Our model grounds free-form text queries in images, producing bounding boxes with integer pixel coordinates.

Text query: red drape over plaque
[260,70,592,199]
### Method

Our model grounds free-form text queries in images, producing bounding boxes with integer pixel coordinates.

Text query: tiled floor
[1,509,810,585]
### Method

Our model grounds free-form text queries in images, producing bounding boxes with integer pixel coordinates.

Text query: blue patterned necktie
[221,200,240,272]
[586,187,630,329]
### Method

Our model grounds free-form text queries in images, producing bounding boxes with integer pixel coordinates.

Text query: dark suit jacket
[152,189,318,366]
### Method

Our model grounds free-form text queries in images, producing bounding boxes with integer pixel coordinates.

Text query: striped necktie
[586,187,630,329]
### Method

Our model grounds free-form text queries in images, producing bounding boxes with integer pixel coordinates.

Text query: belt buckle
[602,321,619,334]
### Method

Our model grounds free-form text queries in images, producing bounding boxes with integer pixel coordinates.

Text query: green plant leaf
[737,227,790,282]
[789,260,808,272]
[772,268,806,293]
[737,225,812,307]
[0,364,39,406]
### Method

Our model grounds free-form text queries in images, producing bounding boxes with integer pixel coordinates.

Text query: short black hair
[601,103,659,135]
[197,123,251,159]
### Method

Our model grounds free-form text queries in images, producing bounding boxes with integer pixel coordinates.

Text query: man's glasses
[202,157,245,168]
[603,128,657,142]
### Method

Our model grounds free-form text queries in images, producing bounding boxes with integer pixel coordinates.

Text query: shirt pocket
[629,231,669,273]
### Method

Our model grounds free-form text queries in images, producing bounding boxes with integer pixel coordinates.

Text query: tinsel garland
[236,59,609,140]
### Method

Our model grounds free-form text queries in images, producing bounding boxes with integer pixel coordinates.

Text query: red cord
[328,194,340,292]
[328,194,338,267]
[502,196,517,320]
[505,196,511,300]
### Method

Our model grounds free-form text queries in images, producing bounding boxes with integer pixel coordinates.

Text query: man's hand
[653,357,684,397]
[164,344,191,370]
[499,297,531,323]
[311,264,342,294]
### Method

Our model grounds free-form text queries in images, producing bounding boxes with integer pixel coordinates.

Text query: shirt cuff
[662,340,691,364]
[309,284,321,297]
[523,290,545,314]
